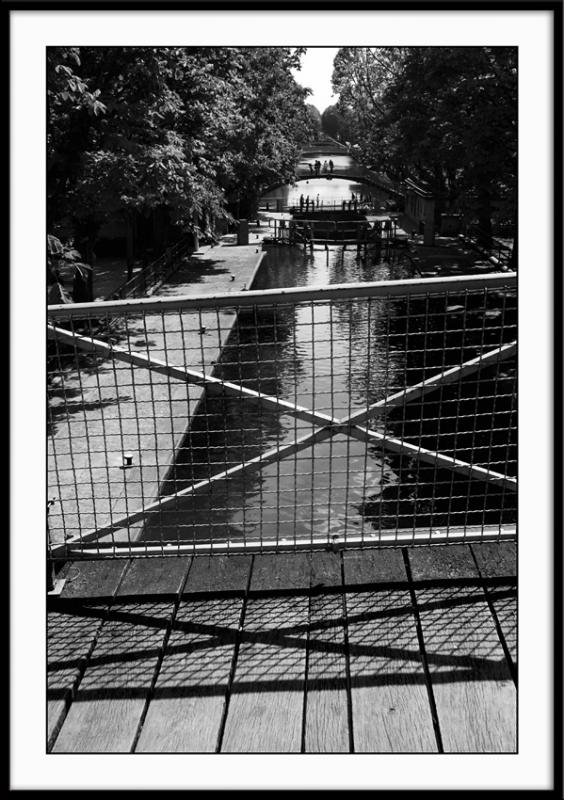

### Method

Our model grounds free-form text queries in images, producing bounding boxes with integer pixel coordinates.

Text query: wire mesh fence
[47,273,517,560]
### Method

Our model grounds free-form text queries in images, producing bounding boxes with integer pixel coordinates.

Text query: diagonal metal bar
[342,340,517,427]
[346,424,517,492]
[49,292,517,554]
[48,324,335,428]
[49,425,338,557]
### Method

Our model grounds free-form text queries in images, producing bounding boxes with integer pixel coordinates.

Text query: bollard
[237,220,249,245]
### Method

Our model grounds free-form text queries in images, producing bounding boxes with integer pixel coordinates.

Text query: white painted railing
[47,273,517,559]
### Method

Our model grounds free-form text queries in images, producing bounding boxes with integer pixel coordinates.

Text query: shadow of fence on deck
[48,580,516,704]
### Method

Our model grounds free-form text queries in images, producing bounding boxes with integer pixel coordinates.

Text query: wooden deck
[47,542,516,753]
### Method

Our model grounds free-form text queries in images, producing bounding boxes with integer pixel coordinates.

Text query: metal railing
[259,198,398,214]
[110,237,194,300]
[47,273,517,561]
[460,225,515,269]
[264,217,405,246]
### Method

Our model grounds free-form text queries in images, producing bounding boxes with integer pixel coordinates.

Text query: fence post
[47,500,55,593]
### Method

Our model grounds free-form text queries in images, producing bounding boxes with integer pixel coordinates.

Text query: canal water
[143,167,517,546]
[264,152,392,211]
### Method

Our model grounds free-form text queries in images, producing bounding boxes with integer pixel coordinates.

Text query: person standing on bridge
[299,194,304,212]
[322,160,328,173]
[305,196,310,213]
[309,162,314,175]
[329,159,334,173]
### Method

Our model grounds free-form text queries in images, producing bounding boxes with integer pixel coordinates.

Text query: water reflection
[361,288,517,530]
[142,191,515,543]
[142,245,411,543]
[267,178,391,211]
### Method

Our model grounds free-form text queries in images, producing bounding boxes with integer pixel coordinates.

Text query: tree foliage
[321,103,353,143]
[331,47,517,235]
[47,46,317,252]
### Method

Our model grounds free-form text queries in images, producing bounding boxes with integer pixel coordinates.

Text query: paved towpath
[48,226,270,550]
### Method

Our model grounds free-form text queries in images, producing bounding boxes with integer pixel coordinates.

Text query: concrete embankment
[48,225,270,549]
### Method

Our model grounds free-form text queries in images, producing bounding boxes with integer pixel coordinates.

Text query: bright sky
[292,47,340,114]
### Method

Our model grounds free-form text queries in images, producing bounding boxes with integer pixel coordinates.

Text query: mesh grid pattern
[47,275,517,558]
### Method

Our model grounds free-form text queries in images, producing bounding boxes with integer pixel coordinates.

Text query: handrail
[109,236,194,300]
[47,272,516,318]
[461,225,514,266]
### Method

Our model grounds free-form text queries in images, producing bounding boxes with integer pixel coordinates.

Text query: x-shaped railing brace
[48,324,517,556]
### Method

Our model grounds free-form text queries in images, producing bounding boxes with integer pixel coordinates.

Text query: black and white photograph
[9,1,560,793]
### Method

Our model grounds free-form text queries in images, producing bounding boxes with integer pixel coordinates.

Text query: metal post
[47,500,55,593]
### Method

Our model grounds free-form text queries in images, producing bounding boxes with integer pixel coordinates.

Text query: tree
[305,104,322,136]
[47,46,317,263]
[331,47,517,243]
[321,103,353,142]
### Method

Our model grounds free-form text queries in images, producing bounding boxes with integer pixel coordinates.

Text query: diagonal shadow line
[48,587,517,676]
[48,586,516,647]
[46,656,514,705]
[49,612,511,677]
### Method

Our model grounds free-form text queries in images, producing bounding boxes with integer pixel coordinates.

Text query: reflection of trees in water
[253,248,312,290]
[167,302,303,487]
[358,290,517,531]
[143,300,306,541]
[329,256,411,408]
[142,244,516,540]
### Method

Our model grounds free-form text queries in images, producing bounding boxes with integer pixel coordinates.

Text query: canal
[264,150,394,212]
[142,162,517,546]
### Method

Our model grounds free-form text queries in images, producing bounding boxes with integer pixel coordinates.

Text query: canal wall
[48,227,269,549]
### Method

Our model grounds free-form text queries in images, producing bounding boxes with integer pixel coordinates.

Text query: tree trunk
[476,185,493,249]
[508,202,517,270]
[126,212,134,280]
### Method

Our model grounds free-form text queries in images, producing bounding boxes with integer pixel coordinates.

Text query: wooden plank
[135,556,251,752]
[47,604,106,750]
[305,551,349,752]
[118,556,192,596]
[136,597,243,752]
[59,559,130,599]
[52,558,191,752]
[249,551,312,593]
[309,549,342,589]
[482,583,517,669]
[343,547,408,587]
[343,550,437,752]
[220,553,310,752]
[471,541,516,578]
[409,543,477,582]
[48,559,128,746]
[182,554,252,595]
[471,542,517,669]
[408,545,516,752]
